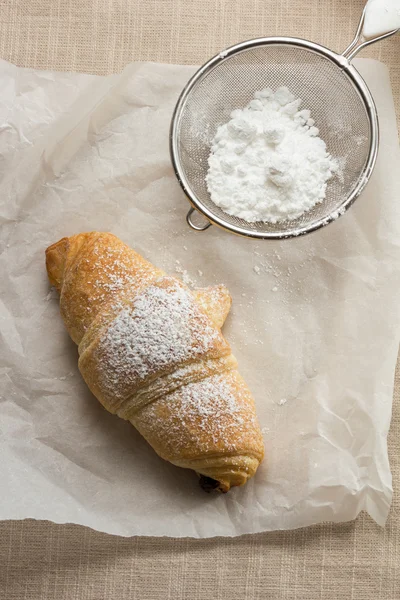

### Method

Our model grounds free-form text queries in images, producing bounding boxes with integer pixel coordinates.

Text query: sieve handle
[342,4,399,62]
[186,207,212,231]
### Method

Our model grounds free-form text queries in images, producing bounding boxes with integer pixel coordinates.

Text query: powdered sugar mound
[206,86,338,224]
[95,277,224,400]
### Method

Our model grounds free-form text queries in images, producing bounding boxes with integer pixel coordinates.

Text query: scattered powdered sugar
[137,371,259,454]
[322,205,347,226]
[80,241,159,315]
[94,277,225,401]
[206,86,338,223]
[64,238,163,345]
[174,374,244,429]
[175,260,196,288]
[333,156,347,184]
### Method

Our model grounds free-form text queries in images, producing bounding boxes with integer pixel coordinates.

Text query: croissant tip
[45,237,70,292]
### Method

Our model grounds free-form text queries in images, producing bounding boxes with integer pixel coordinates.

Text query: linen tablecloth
[0,1,399,598]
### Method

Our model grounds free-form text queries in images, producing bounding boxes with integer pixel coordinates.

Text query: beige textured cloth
[0,1,399,598]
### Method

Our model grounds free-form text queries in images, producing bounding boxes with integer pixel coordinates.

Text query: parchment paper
[0,58,399,538]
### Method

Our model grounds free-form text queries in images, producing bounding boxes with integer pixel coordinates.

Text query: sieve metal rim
[170,36,379,240]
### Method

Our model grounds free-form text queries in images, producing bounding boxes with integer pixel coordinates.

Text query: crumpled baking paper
[0,58,399,538]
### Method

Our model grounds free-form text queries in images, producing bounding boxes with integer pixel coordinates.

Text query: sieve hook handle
[342,4,399,62]
[186,207,212,231]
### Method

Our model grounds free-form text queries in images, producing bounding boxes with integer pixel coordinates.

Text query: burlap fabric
[0,1,399,598]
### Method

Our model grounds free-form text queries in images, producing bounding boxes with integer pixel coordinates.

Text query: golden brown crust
[194,285,232,329]
[45,237,70,292]
[132,370,264,490]
[45,232,264,491]
[52,232,164,344]
[78,276,232,413]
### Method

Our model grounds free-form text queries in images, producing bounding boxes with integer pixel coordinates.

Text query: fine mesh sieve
[170,6,398,239]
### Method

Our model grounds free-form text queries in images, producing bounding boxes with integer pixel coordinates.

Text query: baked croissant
[46,232,264,492]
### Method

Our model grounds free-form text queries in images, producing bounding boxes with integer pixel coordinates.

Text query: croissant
[46,232,264,492]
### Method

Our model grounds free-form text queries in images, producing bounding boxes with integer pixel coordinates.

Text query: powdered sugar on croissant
[46,232,264,492]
